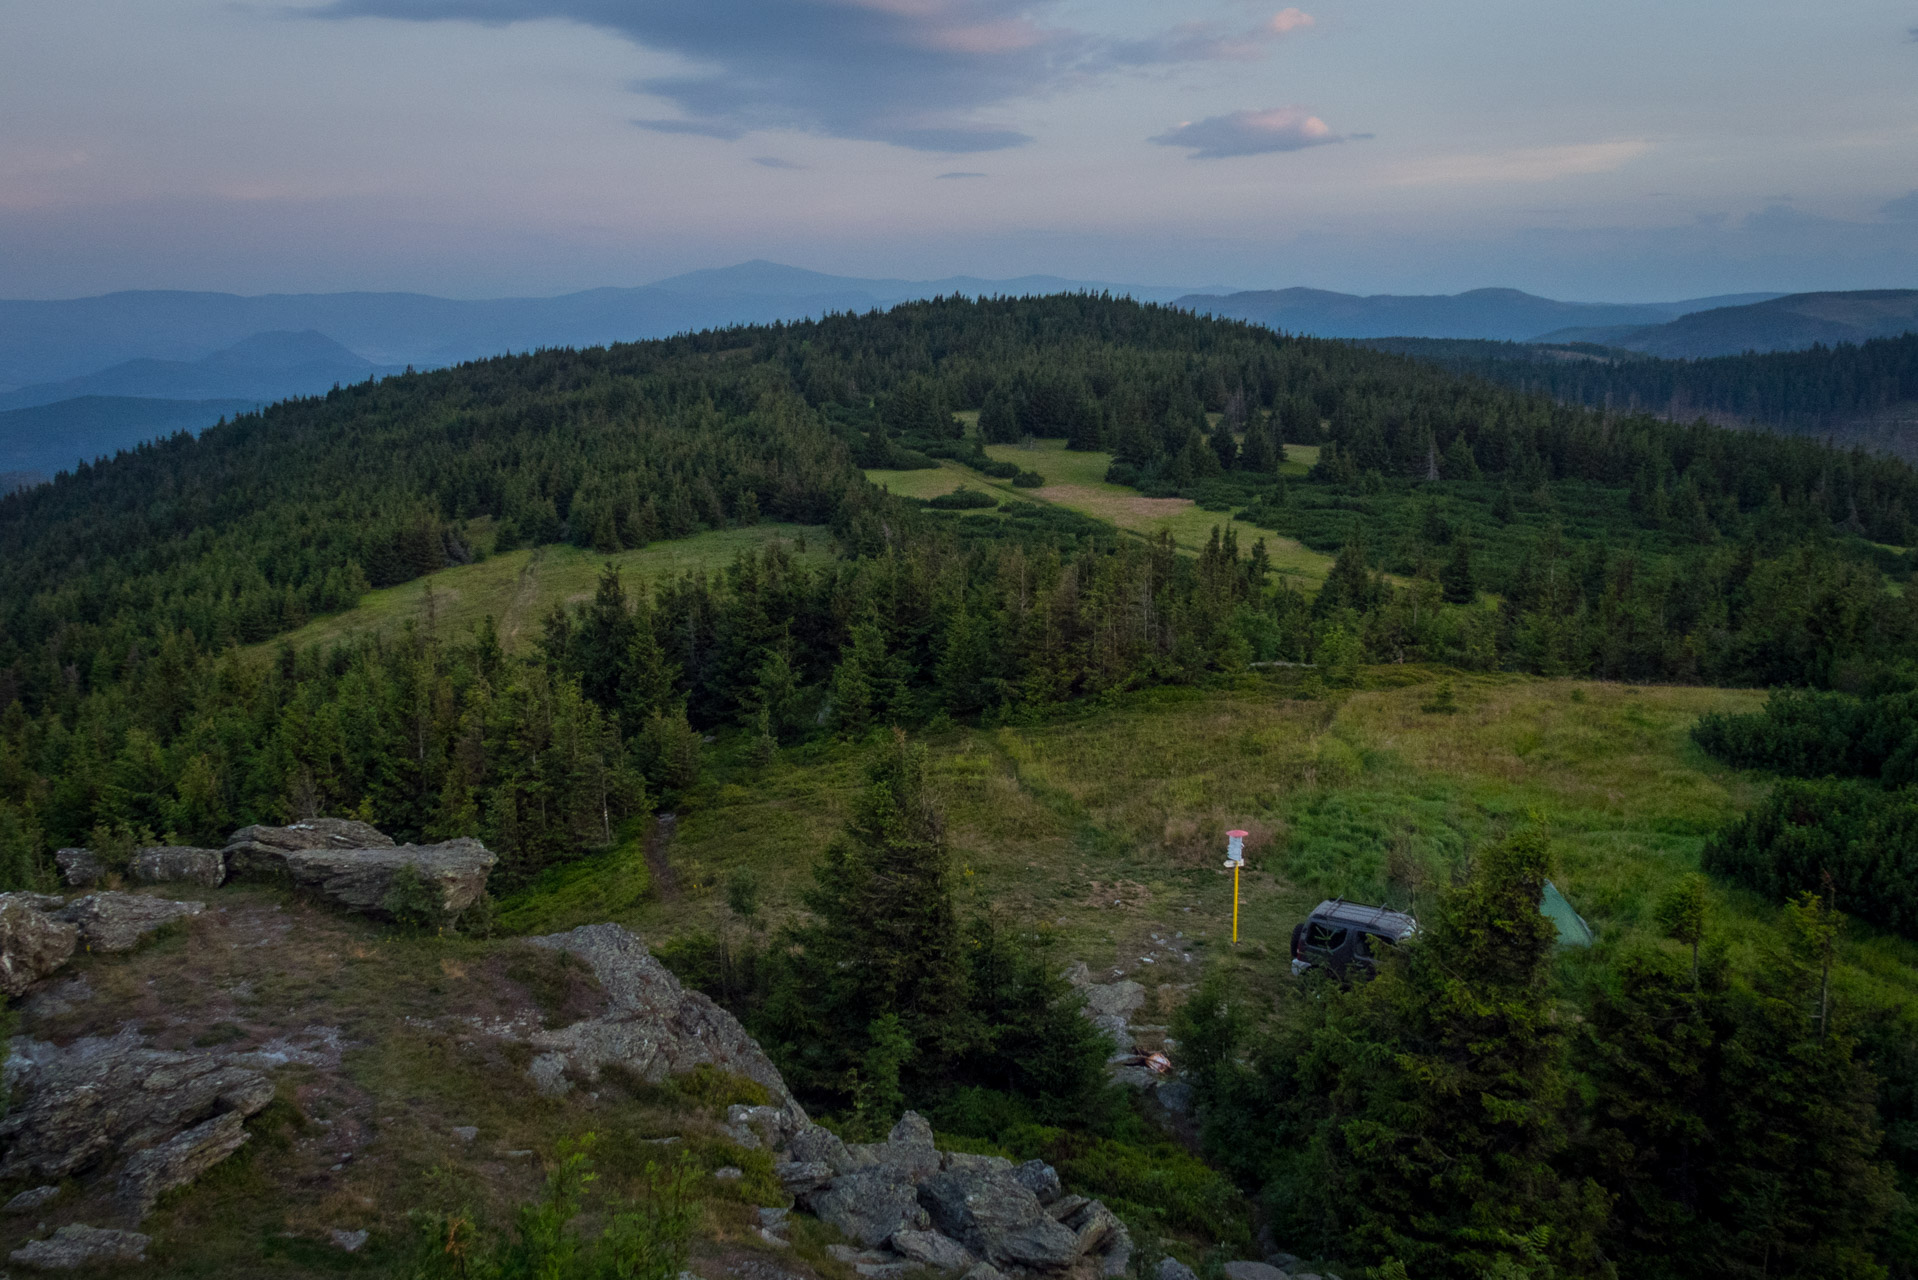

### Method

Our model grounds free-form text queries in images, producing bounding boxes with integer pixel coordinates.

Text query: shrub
[1012,471,1045,488]
[928,487,999,510]
[381,865,447,931]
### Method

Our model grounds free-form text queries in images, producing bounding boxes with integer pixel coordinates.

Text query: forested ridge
[2,293,1918,1276]
[1365,332,1918,440]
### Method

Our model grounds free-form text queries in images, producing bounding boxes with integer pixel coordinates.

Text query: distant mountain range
[1175,287,1786,346]
[5,263,1914,487]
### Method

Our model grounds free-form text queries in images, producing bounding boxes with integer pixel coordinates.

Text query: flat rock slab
[223,818,394,881]
[808,1166,929,1249]
[0,895,78,997]
[130,846,225,889]
[917,1167,1083,1271]
[0,1026,273,1183]
[10,1224,150,1270]
[117,1110,251,1218]
[56,892,202,953]
[283,837,495,918]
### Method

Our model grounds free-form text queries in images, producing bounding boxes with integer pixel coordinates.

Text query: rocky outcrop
[283,837,495,918]
[780,1113,1132,1278]
[9,1224,150,1270]
[129,845,224,889]
[0,1026,274,1198]
[54,849,105,888]
[524,924,805,1123]
[222,818,394,881]
[0,895,78,997]
[57,892,203,953]
[116,1111,251,1218]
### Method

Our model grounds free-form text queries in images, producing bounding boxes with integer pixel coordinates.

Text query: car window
[1306,922,1348,951]
[1357,932,1397,958]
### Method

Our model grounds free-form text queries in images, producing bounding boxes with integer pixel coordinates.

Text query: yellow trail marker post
[1225,829,1247,945]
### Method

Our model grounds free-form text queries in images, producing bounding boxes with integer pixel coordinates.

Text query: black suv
[1289,899,1418,979]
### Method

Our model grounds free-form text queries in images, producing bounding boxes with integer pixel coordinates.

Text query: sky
[3,0,1916,301]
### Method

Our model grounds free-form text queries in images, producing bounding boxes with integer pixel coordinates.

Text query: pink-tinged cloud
[1150,107,1341,158]
[1268,7,1314,34]
[1109,9,1316,64]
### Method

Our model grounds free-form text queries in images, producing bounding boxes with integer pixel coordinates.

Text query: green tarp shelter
[1541,879,1594,947]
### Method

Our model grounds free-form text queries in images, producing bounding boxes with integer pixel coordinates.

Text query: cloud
[318,2,1321,151]
[1883,190,1918,221]
[1109,8,1314,64]
[752,156,804,169]
[1388,140,1650,186]
[318,0,1084,152]
[1150,107,1340,158]
[937,171,988,179]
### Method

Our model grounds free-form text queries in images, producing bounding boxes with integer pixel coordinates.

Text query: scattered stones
[713,1166,744,1182]
[55,848,105,888]
[961,1264,1008,1280]
[522,925,807,1126]
[1080,980,1146,1051]
[129,845,225,889]
[9,1224,150,1270]
[1157,1259,1199,1280]
[0,1026,273,1189]
[4,1185,59,1213]
[891,1227,977,1270]
[56,892,203,953]
[282,838,496,919]
[116,1111,251,1218]
[223,818,395,881]
[0,894,78,997]
[330,1228,369,1253]
[452,1126,479,1143]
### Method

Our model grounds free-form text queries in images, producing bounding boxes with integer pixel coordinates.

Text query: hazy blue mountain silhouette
[1536,290,1918,357]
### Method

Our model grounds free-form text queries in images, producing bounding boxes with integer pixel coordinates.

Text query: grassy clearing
[509,671,1916,1015]
[265,524,833,654]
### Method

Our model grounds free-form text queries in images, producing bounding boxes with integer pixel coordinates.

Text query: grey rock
[776,1161,834,1196]
[1061,962,1090,987]
[5,1185,58,1213]
[1066,1202,1123,1257]
[528,1052,570,1096]
[787,1124,854,1173]
[117,1110,251,1218]
[827,1245,895,1265]
[1081,981,1145,1020]
[56,892,202,953]
[331,1228,369,1253]
[809,1166,929,1249]
[1223,1263,1287,1280]
[10,1224,150,1269]
[1046,1195,1089,1222]
[855,1263,913,1279]
[1099,1228,1134,1277]
[284,837,495,918]
[758,1227,792,1248]
[891,1228,977,1271]
[1011,1159,1062,1206]
[129,846,224,889]
[859,1111,938,1181]
[223,818,394,880]
[713,1166,745,1181]
[0,1026,274,1183]
[1109,1064,1159,1092]
[1157,1259,1199,1280]
[917,1167,1081,1271]
[1154,1082,1194,1114]
[55,848,105,888]
[729,1103,802,1152]
[962,1265,1008,1280]
[524,925,806,1128]
[0,895,77,997]
[758,1208,790,1228]
[452,1126,479,1142]
[942,1151,1014,1176]
[1265,1255,1301,1273]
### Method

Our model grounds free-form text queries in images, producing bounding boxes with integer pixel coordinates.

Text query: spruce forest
[1,295,1915,1278]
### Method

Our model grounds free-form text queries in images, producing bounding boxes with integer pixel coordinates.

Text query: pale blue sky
[2,0,1914,299]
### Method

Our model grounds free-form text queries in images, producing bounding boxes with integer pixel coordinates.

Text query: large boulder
[847,1111,940,1181]
[0,895,77,997]
[524,924,807,1126]
[116,1111,251,1218]
[130,846,224,889]
[282,838,495,918]
[890,1228,977,1270]
[56,893,203,953]
[54,849,105,888]
[222,818,394,881]
[9,1224,149,1270]
[917,1166,1083,1271]
[807,1165,930,1249]
[0,1026,273,1185]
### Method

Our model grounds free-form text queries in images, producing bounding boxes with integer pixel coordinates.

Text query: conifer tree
[1441,536,1477,605]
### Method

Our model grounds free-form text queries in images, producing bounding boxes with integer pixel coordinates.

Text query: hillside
[1541,288,1918,357]
[3,295,1917,1277]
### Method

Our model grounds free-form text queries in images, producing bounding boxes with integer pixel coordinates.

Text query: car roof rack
[1311,898,1418,939]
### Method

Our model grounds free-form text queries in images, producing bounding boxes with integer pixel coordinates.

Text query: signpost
[1225,829,1247,944]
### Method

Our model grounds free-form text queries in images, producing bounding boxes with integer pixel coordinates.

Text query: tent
[1540,879,1594,947]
